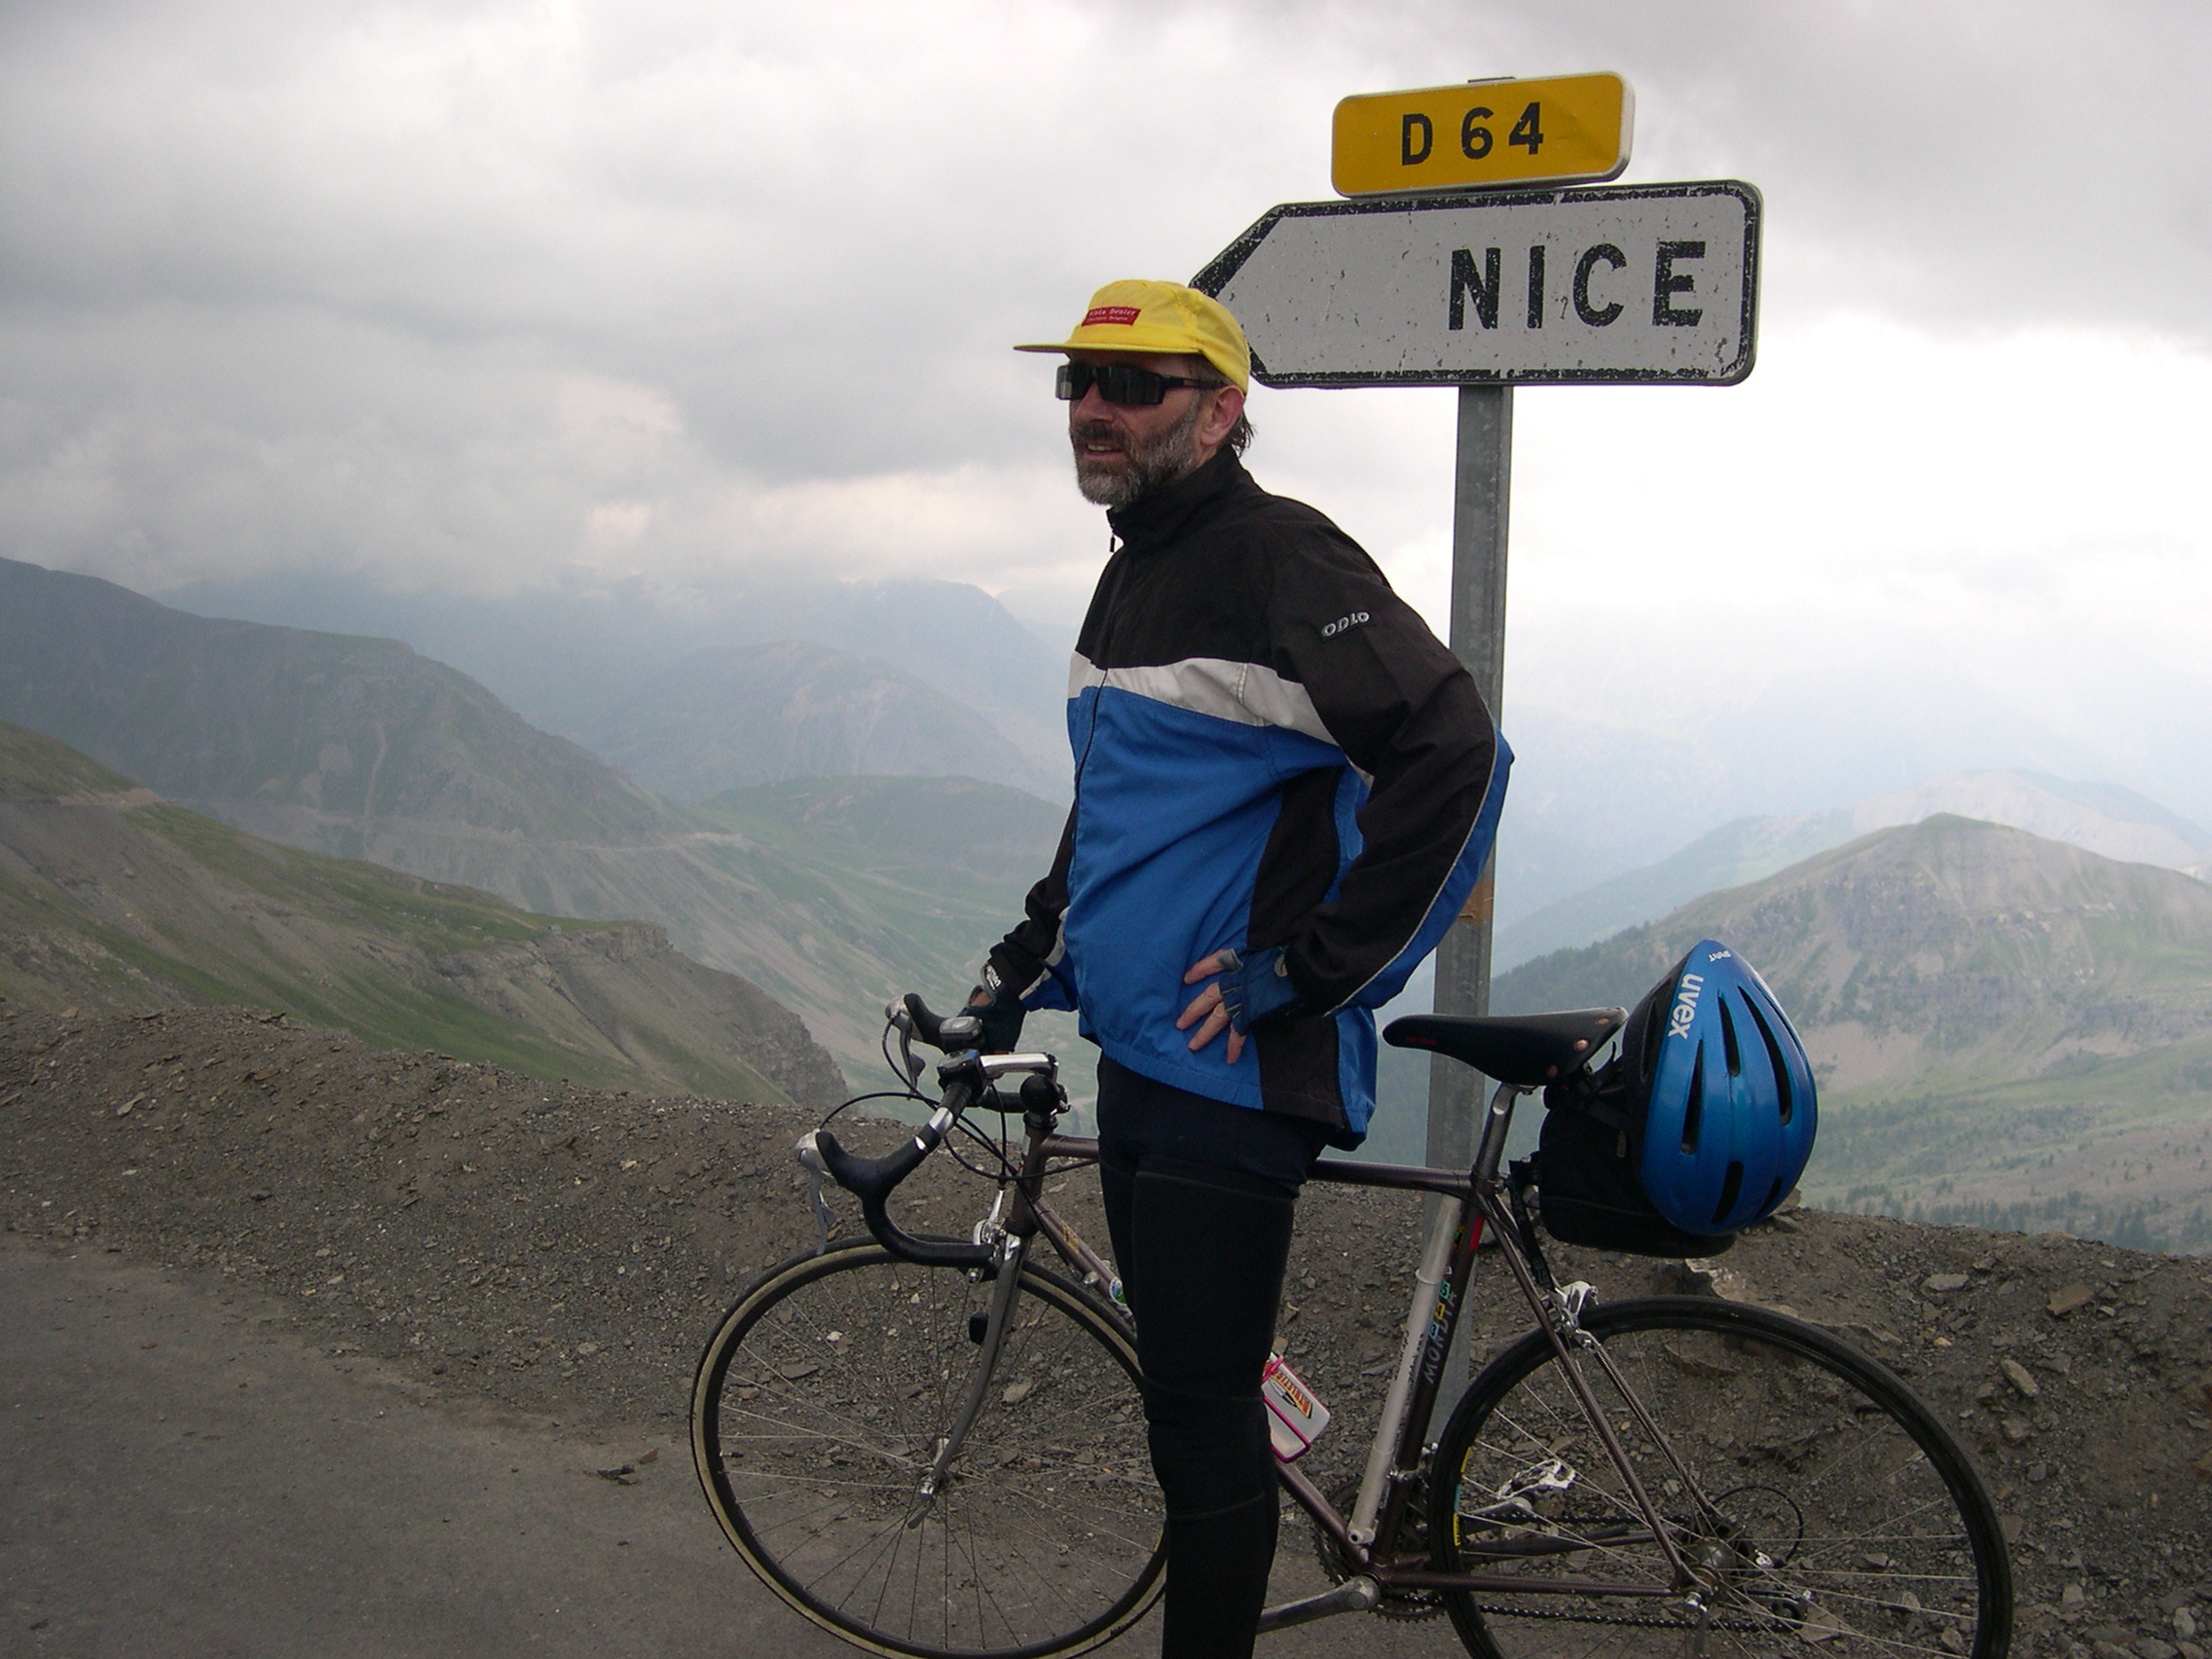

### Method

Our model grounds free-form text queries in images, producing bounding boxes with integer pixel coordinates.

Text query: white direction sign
[1193,180,1760,387]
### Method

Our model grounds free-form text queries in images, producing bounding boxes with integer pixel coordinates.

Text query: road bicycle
[692,996,2013,1659]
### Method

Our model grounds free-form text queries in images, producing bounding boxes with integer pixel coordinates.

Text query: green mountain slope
[0,556,1066,1088]
[0,722,845,1110]
[1493,815,2212,1251]
[686,775,1083,1104]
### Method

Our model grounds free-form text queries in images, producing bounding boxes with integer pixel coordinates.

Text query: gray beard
[1071,395,1207,508]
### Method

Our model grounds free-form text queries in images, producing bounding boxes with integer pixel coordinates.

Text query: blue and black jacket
[990,449,1509,1146]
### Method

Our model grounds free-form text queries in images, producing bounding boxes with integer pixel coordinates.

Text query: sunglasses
[1054,361,1221,406]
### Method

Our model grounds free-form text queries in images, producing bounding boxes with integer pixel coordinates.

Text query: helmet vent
[1761,1176,1785,1217]
[1679,1048,1704,1154]
[1741,993,1795,1124]
[1712,1160,1745,1228]
[1718,1000,1742,1077]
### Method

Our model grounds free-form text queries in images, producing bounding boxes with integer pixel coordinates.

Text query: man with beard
[963,279,1508,1657]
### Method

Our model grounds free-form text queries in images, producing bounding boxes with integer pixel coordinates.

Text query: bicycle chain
[1470,1599,1790,1635]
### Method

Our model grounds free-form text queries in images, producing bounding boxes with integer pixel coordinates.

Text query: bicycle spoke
[1430,1301,2009,1659]
[695,1246,1162,1658]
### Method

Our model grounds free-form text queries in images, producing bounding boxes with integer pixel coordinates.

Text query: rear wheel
[692,1241,1163,1659]
[1428,1296,2012,1659]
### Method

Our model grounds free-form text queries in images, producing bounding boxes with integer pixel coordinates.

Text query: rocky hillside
[0,721,843,1110]
[1495,816,2212,1251]
[3,1005,2208,1651]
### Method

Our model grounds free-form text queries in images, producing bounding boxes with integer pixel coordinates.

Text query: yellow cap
[1015,278,1251,391]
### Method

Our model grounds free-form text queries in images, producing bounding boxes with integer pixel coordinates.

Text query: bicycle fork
[904,1230,1030,1528]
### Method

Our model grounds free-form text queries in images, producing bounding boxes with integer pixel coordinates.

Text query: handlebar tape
[805,1082,994,1271]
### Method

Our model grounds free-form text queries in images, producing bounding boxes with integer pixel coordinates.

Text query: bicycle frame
[977,1077,1725,1631]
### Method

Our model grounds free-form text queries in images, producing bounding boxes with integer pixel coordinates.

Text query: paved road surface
[1,1242,1450,1657]
[1,1240,834,1658]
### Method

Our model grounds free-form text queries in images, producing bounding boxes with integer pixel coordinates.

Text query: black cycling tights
[1095,1057,1330,1659]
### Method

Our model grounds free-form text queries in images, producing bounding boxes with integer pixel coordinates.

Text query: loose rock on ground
[4,1004,2210,1656]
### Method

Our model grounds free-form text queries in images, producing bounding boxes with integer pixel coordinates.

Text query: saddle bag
[1531,1062,1734,1260]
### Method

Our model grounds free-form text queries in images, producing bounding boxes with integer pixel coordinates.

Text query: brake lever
[795,1132,837,1256]
[883,998,929,1088]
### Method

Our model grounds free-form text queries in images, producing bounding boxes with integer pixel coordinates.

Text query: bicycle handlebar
[797,1047,1064,1271]
[801,1075,995,1271]
[894,993,982,1051]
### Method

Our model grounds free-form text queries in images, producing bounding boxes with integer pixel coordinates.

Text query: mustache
[1071,421,1126,451]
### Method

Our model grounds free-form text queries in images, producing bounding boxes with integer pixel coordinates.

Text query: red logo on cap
[1081,306,1142,327]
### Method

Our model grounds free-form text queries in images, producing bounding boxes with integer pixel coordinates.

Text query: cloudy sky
[6,0,2211,823]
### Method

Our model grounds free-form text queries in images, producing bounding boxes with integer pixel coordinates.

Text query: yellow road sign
[1332,73,1633,198]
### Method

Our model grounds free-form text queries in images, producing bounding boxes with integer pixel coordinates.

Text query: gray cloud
[1,0,2207,601]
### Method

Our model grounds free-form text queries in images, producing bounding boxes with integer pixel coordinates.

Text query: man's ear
[1198,384,1245,452]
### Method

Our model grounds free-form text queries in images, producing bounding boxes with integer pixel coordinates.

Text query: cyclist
[964,279,1507,1658]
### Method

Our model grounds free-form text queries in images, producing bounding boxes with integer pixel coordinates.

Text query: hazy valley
[5,551,2210,1251]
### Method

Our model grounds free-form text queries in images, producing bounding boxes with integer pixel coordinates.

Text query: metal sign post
[1195,162,1762,1420]
[1426,381,1512,1174]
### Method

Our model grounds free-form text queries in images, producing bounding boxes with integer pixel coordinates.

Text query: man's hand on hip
[1178,946,1311,1063]
[1177,952,1247,1065]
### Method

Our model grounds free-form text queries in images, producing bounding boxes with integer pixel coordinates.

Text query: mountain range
[0,720,843,1110]
[162,568,1075,802]
[0,555,1061,1088]
[1493,814,2212,1252]
[1496,769,2212,971]
[11,551,2211,1247]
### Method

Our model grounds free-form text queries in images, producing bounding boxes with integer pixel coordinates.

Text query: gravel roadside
[4,1004,2210,1657]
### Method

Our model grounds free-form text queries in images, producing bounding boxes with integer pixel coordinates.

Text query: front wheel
[1428,1296,2012,1659]
[691,1241,1163,1659]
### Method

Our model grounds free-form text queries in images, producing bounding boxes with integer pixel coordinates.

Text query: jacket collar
[1105,447,1251,551]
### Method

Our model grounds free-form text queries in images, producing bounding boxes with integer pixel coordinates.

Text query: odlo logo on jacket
[1321,611,1371,638]
[1667,974,1706,1040]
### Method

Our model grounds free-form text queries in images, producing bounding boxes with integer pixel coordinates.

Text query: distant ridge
[160,567,1075,798]
[582,640,1060,802]
[1496,768,2212,970]
[0,720,845,1108]
[0,556,668,846]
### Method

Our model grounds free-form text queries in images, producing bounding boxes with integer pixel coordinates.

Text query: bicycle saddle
[1382,1007,1627,1088]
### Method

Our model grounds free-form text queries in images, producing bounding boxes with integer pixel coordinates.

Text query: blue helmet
[1622,940,1818,1236]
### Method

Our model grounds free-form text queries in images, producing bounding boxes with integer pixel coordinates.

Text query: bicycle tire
[692,1241,1164,1659]
[1428,1296,2013,1659]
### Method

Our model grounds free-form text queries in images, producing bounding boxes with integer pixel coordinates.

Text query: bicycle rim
[691,1242,1163,1659]
[1429,1296,2013,1659]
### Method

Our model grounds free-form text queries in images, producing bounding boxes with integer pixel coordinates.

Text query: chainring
[1309,1478,1446,1622]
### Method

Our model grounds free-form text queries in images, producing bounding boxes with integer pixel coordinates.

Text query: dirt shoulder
[4,1006,2210,1657]
[0,1240,839,1658]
